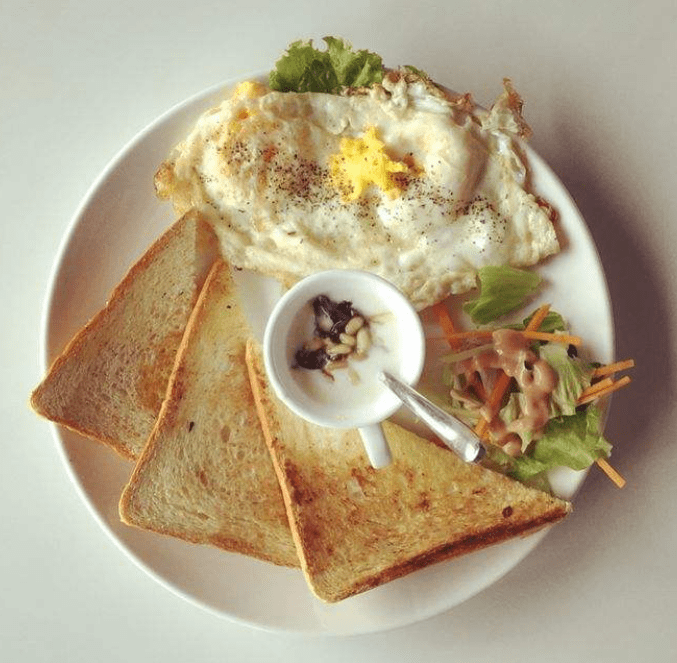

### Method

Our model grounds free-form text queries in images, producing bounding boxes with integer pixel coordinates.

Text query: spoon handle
[380,371,485,463]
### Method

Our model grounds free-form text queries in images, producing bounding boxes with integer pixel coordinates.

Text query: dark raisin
[294,347,329,370]
[312,295,357,340]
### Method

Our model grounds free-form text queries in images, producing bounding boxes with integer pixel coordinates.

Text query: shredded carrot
[528,303,551,330]
[577,377,614,403]
[484,373,511,410]
[592,359,635,378]
[596,457,626,488]
[432,301,461,349]
[439,329,580,346]
[577,375,632,406]
[474,413,490,440]
[522,331,582,346]
[587,361,633,487]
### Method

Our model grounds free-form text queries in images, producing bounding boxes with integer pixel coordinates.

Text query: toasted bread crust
[245,339,570,602]
[30,210,219,459]
[321,502,568,602]
[119,260,299,567]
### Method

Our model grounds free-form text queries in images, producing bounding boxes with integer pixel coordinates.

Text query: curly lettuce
[269,37,383,94]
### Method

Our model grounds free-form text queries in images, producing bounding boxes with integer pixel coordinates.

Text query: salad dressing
[460,329,557,441]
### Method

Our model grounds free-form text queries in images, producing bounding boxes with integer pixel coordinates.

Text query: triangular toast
[245,339,571,602]
[30,210,219,460]
[119,260,298,567]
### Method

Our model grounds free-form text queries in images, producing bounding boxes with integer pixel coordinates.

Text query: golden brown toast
[245,339,571,602]
[119,260,298,567]
[30,210,219,460]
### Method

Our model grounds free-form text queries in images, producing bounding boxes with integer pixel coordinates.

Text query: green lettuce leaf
[539,342,592,417]
[269,37,383,93]
[463,265,542,325]
[513,309,567,333]
[488,407,612,488]
[531,407,611,470]
[509,453,551,485]
[483,445,552,492]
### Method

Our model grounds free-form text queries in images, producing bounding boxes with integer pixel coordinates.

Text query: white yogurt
[287,300,402,420]
[263,270,426,467]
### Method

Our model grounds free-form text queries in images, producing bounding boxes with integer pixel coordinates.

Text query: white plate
[40,73,614,635]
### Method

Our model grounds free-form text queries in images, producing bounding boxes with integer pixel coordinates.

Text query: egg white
[156,73,559,310]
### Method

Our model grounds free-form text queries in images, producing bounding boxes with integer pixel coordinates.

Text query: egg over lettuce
[155,70,559,310]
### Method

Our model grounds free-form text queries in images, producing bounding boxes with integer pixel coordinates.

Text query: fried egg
[155,72,559,310]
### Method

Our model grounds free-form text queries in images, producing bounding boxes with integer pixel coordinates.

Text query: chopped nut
[345,316,365,335]
[339,333,357,346]
[355,327,372,356]
[326,343,353,356]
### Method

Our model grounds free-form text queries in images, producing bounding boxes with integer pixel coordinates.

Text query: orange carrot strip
[486,372,513,410]
[528,303,551,330]
[596,457,626,488]
[474,372,512,440]
[577,376,632,406]
[592,359,635,378]
[440,329,580,346]
[522,331,582,346]
[577,377,614,403]
[474,414,490,440]
[433,302,461,350]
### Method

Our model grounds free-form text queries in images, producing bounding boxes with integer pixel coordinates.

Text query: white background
[3,1,676,661]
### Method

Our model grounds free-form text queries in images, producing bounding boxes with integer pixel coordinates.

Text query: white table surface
[4,1,676,661]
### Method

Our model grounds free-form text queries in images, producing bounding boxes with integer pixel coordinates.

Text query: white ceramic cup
[263,269,426,468]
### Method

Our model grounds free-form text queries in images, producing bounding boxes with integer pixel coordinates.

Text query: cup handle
[358,424,392,468]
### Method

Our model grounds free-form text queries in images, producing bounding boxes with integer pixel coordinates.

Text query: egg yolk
[329,127,411,201]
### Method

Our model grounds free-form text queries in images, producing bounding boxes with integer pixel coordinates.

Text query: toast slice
[30,210,220,460]
[245,339,571,602]
[119,260,298,567]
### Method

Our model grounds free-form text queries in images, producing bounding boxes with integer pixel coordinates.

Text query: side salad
[433,265,632,493]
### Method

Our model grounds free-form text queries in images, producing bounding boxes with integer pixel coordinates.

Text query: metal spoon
[379,371,485,463]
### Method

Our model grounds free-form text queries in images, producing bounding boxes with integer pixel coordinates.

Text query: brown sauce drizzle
[459,329,557,443]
